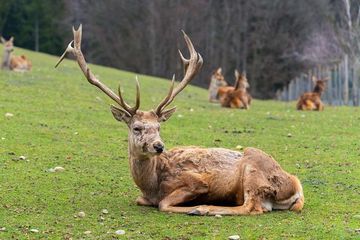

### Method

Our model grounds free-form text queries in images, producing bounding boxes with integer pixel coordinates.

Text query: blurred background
[1,0,359,99]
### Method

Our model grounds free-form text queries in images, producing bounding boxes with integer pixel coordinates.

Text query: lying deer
[208,68,232,102]
[220,70,252,109]
[296,76,327,111]
[56,25,304,215]
[1,36,32,72]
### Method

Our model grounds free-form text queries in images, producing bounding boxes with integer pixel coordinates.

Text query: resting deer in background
[1,36,32,72]
[220,70,252,109]
[208,68,231,102]
[56,25,304,216]
[296,76,328,111]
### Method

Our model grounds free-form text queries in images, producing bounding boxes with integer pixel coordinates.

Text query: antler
[55,24,140,116]
[155,31,203,116]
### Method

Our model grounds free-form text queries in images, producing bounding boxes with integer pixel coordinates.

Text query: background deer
[56,25,304,216]
[296,76,327,111]
[208,68,232,102]
[219,70,252,109]
[1,36,32,72]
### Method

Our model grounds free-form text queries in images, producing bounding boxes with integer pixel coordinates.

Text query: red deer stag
[220,70,252,109]
[208,68,232,102]
[55,25,304,215]
[296,76,328,111]
[1,36,32,72]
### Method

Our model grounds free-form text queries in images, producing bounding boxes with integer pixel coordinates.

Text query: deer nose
[153,142,164,153]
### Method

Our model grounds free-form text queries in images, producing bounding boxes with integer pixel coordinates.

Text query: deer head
[55,25,203,157]
[212,67,227,87]
[311,76,328,94]
[1,36,14,53]
[234,70,249,90]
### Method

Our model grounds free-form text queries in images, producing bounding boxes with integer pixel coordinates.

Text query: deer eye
[133,127,142,132]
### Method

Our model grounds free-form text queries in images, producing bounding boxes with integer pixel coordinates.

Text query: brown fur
[1,36,32,72]
[58,26,304,216]
[220,70,252,109]
[296,76,327,111]
[208,68,229,102]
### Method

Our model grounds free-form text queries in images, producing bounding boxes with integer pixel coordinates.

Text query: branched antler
[155,30,203,116]
[55,24,139,116]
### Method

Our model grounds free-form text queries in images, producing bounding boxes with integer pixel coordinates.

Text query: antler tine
[117,76,140,115]
[54,41,74,68]
[55,24,140,116]
[155,31,203,115]
[155,75,175,116]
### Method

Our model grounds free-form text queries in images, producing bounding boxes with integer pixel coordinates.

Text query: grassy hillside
[0,46,359,240]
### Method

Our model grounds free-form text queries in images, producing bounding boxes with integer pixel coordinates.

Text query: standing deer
[296,76,327,111]
[1,36,32,72]
[219,70,252,109]
[208,68,232,102]
[56,25,304,215]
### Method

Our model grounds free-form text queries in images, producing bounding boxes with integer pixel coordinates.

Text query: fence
[277,55,360,106]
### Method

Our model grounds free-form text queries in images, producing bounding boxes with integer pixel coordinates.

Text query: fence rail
[277,55,360,106]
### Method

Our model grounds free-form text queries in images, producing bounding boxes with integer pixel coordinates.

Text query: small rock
[78,211,86,218]
[54,166,65,172]
[0,227,6,232]
[355,228,360,233]
[48,168,56,173]
[235,145,243,150]
[177,114,183,118]
[115,230,125,235]
[287,133,292,138]
[228,235,240,240]
[189,108,194,112]
[100,216,105,221]
[353,214,360,219]
[1,137,5,140]
[84,230,91,235]
[19,156,26,160]
[5,113,14,118]
[101,209,109,214]
[215,214,222,218]
[74,132,79,135]
[30,229,39,233]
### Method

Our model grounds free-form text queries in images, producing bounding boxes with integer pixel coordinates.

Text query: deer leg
[158,188,202,213]
[136,196,153,206]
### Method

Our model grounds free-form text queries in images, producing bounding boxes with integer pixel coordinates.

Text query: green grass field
[0,46,359,240]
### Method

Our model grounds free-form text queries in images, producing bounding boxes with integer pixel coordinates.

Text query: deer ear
[110,105,132,123]
[312,76,317,84]
[158,107,176,122]
[234,69,240,79]
[0,37,5,44]
[217,68,222,74]
[9,37,14,42]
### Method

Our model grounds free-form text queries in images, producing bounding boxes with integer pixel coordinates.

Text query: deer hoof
[188,209,202,216]
[188,206,209,216]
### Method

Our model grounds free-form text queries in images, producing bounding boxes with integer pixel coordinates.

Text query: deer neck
[313,86,323,95]
[1,50,11,69]
[128,137,161,199]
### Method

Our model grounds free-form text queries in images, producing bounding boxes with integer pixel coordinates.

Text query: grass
[0,45,359,240]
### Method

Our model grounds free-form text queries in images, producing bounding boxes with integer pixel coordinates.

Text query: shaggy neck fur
[128,134,161,200]
[313,84,324,95]
[1,49,11,69]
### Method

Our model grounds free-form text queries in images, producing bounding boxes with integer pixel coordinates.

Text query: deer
[219,70,252,109]
[1,36,32,72]
[296,76,328,111]
[208,68,232,102]
[55,25,304,216]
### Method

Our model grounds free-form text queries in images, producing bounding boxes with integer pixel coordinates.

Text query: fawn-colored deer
[56,25,304,215]
[219,70,252,109]
[296,76,327,111]
[208,68,232,102]
[1,36,32,72]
